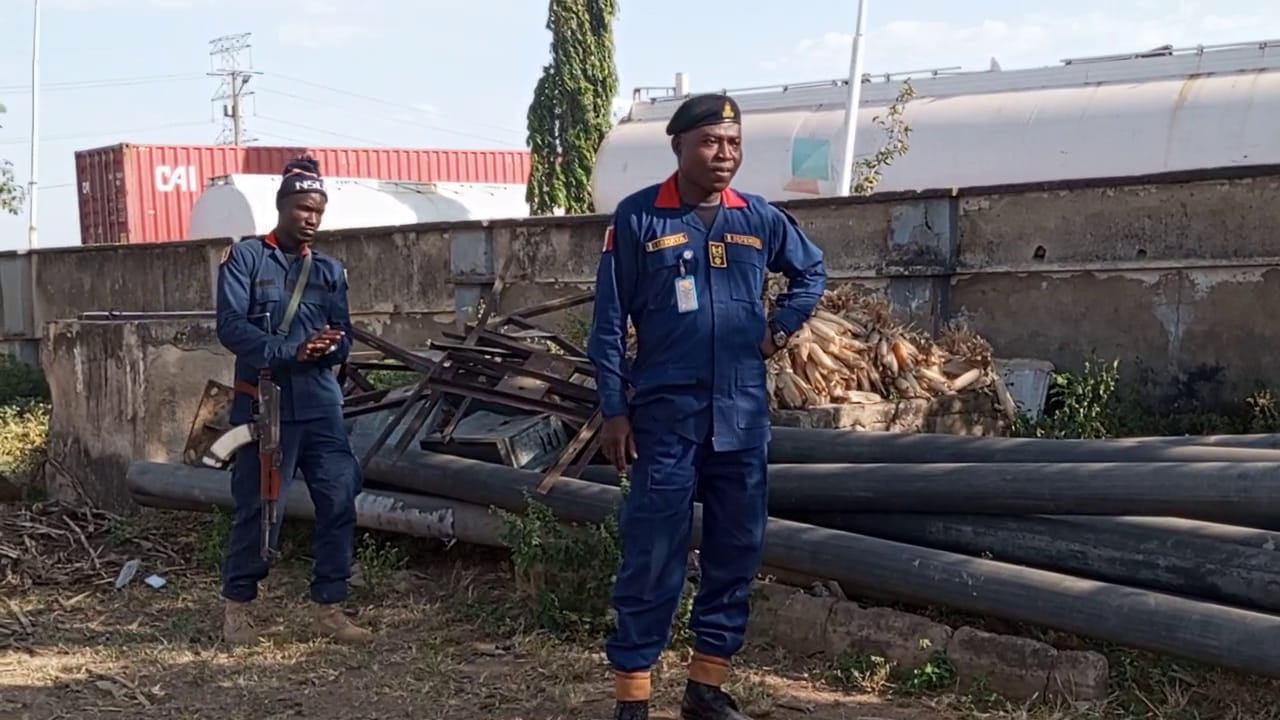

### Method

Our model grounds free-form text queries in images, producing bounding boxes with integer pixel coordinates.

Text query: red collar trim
[654,173,748,210]
[264,231,311,256]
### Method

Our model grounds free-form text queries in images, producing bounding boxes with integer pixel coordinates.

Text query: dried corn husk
[762,280,1006,414]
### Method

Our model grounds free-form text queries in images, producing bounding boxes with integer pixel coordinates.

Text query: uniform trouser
[220,407,362,605]
[606,416,769,682]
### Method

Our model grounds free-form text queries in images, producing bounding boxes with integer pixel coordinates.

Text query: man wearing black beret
[587,93,828,719]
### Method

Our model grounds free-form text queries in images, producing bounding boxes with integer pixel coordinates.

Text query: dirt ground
[2,502,1277,720]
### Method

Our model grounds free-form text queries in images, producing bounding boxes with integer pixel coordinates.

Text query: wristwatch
[770,322,790,349]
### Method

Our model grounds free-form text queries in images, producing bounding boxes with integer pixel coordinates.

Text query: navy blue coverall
[215,232,361,605]
[588,174,827,675]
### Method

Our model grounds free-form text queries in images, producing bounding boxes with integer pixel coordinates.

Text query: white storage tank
[590,40,1280,213]
[187,174,531,241]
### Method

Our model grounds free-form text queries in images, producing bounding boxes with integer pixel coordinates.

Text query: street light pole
[833,0,869,197]
[27,0,41,250]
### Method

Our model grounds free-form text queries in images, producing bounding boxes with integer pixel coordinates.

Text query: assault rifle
[255,368,283,564]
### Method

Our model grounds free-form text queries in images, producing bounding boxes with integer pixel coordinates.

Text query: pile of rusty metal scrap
[182,290,610,488]
[130,292,1280,681]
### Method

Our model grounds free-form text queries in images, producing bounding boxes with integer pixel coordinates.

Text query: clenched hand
[600,416,637,472]
[297,327,345,361]
[761,331,780,359]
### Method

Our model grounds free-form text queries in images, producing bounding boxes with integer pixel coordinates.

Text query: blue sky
[0,0,1277,251]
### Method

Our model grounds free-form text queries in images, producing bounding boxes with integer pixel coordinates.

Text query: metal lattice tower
[209,33,261,145]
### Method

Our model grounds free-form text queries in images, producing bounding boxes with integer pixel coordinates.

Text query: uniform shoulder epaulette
[767,202,803,227]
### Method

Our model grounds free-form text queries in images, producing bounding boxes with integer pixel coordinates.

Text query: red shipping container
[74,143,533,245]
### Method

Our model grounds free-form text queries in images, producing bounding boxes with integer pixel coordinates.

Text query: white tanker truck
[589,39,1280,213]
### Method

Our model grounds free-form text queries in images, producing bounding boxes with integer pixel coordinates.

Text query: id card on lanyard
[674,249,697,314]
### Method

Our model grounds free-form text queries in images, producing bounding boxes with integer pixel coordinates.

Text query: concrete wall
[40,318,232,512]
[16,166,1280,398]
[25,164,1280,510]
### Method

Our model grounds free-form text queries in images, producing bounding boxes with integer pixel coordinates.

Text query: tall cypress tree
[525,0,619,216]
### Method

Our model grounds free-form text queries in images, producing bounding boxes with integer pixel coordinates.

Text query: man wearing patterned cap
[588,94,827,719]
[215,155,370,645]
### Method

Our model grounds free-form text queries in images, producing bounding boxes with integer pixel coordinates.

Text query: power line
[264,72,527,141]
[254,86,522,147]
[0,73,205,93]
[209,33,260,145]
[254,130,311,145]
[255,115,392,147]
[0,120,212,146]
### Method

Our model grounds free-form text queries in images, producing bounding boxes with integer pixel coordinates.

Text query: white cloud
[276,22,377,49]
[766,3,1280,78]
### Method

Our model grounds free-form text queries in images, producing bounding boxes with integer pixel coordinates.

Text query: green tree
[0,103,24,215]
[525,0,619,216]
[850,80,916,196]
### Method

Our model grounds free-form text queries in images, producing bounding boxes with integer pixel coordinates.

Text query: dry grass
[3,502,1279,720]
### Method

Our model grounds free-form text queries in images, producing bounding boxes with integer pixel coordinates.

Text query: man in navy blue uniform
[588,94,827,720]
[215,156,370,645]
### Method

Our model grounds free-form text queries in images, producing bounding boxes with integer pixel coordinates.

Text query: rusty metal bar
[347,326,435,374]
[348,361,419,374]
[428,375,593,423]
[471,329,596,376]
[333,290,603,460]
[343,387,394,408]
[438,256,514,440]
[537,410,603,494]
[500,291,594,321]
[448,355,597,404]
[339,364,378,393]
[503,315,587,358]
[427,340,524,359]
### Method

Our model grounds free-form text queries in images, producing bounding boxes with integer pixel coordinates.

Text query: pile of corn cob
[764,282,1008,411]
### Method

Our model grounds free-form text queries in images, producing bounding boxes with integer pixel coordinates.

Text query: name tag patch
[645,233,689,253]
[724,233,763,250]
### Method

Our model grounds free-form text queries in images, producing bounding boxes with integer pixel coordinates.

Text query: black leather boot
[680,680,752,720]
[613,700,649,720]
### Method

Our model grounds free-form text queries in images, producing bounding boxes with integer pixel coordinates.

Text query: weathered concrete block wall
[31,241,225,328]
[27,166,1280,512]
[18,166,1280,398]
[949,176,1280,390]
[27,227,461,349]
[40,318,231,513]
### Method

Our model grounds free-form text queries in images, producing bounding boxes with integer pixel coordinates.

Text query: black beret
[277,154,326,203]
[665,93,740,136]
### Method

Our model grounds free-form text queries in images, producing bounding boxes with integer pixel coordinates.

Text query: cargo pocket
[735,362,770,430]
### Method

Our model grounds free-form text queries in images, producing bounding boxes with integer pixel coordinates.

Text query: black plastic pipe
[126,460,507,547]
[576,462,1280,524]
[787,512,1280,613]
[1052,516,1280,550]
[351,443,1280,679]
[767,426,1280,464]
[1119,433,1280,450]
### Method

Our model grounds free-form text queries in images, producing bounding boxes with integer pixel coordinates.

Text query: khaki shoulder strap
[275,252,314,336]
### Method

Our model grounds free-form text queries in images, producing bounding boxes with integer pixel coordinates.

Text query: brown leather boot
[311,602,373,644]
[222,599,258,645]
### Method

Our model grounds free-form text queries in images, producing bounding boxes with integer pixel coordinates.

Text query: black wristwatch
[769,321,789,349]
